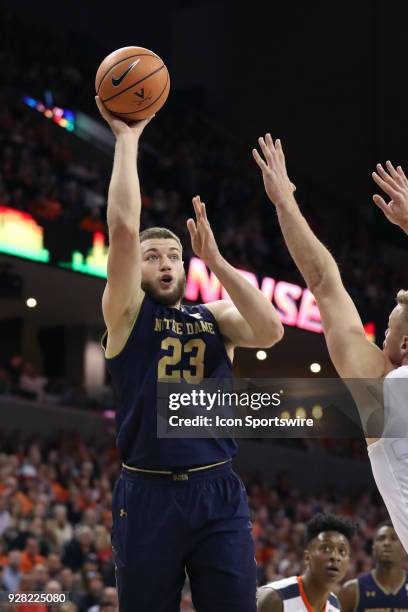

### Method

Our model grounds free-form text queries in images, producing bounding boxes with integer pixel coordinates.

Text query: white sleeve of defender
[368,438,408,553]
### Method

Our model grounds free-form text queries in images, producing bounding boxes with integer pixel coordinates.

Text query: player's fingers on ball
[95,96,108,117]
[140,115,154,128]
[252,148,267,171]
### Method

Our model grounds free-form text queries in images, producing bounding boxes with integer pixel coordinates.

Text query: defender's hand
[372,161,408,233]
[252,134,296,208]
[95,96,153,140]
[187,196,221,267]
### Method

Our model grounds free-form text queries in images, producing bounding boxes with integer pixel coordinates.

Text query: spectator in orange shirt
[20,537,46,573]
[79,207,106,233]
[16,573,47,612]
[28,193,62,221]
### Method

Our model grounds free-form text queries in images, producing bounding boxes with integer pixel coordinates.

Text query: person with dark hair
[339,521,408,612]
[95,97,284,612]
[257,513,354,612]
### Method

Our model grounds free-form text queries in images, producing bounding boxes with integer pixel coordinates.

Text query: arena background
[0,1,407,610]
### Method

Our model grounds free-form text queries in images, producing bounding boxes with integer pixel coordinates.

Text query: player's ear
[304,549,310,565]
[401,335,408,357]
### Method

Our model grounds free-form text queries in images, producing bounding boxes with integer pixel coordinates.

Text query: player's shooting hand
[252,135,296,208]
[187,196,221,267]
[95,96,153,140]
[372,161,408,233]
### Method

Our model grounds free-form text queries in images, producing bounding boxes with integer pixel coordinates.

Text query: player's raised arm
[252,134,387,379]
[372,161,408,234]
[95,97,152,332]
[187,196,284,349]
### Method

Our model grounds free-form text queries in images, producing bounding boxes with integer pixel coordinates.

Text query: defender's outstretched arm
[372,161,408,234]
[253,134,387,379]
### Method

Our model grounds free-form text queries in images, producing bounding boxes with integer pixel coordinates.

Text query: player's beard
[141,274,186,306]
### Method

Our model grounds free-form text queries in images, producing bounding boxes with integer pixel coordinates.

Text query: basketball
[95,46,170,121]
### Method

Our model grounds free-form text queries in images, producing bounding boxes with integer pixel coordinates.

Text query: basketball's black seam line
[112,72,170,115]
[101,65,166,103]
[112,72,169,115]
[96,53,160,95]
[97,53,159,94]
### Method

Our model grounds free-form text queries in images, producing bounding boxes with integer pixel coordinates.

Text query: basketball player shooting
[253,134,408,552]
[257,513,354,612]
[95,98,284,612]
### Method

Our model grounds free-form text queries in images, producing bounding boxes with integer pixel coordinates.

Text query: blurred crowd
[1,87,406,329]
[0,355,112,411]
[0,429,392,611]
[0,3,406,327]
[0,8,405,612]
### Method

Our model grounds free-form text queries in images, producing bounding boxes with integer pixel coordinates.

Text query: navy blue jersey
[102,294,237,469]
[357,571,408,612]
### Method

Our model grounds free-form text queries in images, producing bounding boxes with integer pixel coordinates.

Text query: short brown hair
[139,227,182,250]
[397,289,408,307]
[397,290,408,327]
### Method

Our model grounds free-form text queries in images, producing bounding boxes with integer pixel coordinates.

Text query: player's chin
[324,567,342,582]
[154,285,184,306]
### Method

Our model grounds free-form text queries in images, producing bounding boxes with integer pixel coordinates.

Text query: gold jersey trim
[122,459,230,475]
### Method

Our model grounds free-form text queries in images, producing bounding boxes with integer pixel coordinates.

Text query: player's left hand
[187,196,221,266]
[252,134,296,208]
[372,161,408,233]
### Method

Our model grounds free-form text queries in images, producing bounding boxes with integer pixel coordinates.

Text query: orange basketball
[95,46,170,121]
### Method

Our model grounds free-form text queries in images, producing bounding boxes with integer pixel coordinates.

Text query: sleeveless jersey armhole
[200,303,234,365]
[101,295,145,360]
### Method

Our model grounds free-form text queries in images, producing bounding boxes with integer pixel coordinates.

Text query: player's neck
[373,565,405,590]
[300,572,330,612]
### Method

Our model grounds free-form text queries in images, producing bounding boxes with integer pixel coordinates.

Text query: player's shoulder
[183,301,222,326]
[203,299,231,318]
[338,578,359,597]
[386,365,408,379]
[257,583,285,612]
[260,576,299,600]
[267,576,299,591]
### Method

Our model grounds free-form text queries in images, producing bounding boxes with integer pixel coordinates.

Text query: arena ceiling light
[26,298,37,308]
[296,407,306,419]
[310,362,321,373]
[312,404,323,420]
[256,350,267,361]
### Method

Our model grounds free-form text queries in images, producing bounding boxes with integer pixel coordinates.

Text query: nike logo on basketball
[111,59,141,87]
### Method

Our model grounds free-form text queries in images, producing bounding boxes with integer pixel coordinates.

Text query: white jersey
[257,575,340,612]
[368,365,408,553]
